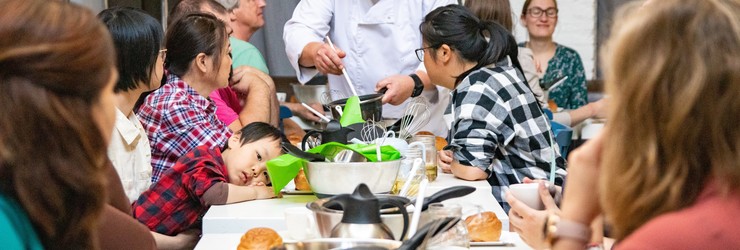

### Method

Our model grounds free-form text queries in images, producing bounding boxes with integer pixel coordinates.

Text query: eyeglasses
[527,7,558,18]
[158,49,167,59]
[415,46,434,62]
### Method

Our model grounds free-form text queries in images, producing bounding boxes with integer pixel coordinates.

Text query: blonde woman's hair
[600,0,740,240]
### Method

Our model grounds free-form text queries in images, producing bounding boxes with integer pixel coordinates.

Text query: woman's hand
[506,181,561,249]
[522,177,562,206]
[438,150,453,174]
[559,132,605,225]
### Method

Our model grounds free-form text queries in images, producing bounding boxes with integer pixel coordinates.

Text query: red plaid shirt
[132,145,228,235]
[138,73,232,182]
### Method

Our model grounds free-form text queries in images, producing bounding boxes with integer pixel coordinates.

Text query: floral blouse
[520,43,588,109]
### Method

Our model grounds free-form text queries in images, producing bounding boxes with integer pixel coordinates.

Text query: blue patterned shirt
[520,43,588,109]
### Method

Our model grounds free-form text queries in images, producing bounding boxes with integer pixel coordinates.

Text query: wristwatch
[544,214,591,247]
[409,73,424,97]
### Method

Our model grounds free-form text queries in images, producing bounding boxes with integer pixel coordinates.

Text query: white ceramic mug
[508,183,545,210]
[284,206,319,241]
[276,92,287,102]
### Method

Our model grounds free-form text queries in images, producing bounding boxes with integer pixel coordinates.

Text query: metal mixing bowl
[305,159,401,198]
[291,83,329,104]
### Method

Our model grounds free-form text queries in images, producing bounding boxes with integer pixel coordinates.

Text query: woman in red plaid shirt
[137,12,233,183]
[132,122,282,235]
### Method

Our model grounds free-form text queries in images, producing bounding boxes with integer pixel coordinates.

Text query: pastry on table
[415,131,448,151]
[465,211,502,242]
[435,136,448,151]
[294,169,311,191]
[237,227,283,250]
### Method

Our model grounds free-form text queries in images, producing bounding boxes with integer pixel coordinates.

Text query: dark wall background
[595,0,641,79]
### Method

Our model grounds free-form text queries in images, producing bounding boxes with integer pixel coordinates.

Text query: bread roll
[435,136,448,151]
[294,169,311,191]
[416,131,434,136]
[465,211,502,242]
[287,135,303,147]
[237,227,283,250]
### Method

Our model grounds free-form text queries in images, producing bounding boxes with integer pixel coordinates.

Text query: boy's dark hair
[233,122,283,147]
[98,7,164,93]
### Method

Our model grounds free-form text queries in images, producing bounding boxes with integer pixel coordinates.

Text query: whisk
[398,97,431,140]
[360,119,385,143]
[320,89,347,109]
[321,89,349,120]
[361,120,387,161]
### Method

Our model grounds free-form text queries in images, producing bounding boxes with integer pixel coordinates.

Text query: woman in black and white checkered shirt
[420,4,566,212]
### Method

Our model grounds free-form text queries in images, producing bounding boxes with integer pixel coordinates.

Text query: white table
[202,173,508,235]
[198,172,518,249]
[195,231,533,250]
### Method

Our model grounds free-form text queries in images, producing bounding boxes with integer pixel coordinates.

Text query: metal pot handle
[378,197,409,241]
[302,130,322,151]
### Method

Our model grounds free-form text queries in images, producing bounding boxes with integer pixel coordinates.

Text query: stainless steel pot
[307,196,432,240]
[305,159,401,198]
[284,238,402,250]
[306,186,475,240]
[328,93,383,122]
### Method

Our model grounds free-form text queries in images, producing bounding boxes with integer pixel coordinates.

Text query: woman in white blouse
[99,7,164,202]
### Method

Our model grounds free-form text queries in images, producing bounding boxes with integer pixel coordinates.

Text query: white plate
[281,180,314,195]
[470,241,509,246]
[282,189,313,195]
[469,231,512,247]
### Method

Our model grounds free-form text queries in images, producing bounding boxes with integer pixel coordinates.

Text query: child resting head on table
[132,122,283,236]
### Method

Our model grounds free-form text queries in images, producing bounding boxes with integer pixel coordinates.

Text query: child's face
[225,136,282,186]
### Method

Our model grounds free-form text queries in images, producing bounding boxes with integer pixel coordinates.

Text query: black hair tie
[479,21,487,30]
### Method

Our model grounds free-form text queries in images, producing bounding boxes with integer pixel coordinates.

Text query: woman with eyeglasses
[520,0,588,110]
[421,4,565,213]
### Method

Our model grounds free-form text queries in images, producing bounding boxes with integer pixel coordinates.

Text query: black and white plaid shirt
[444,63,566,212]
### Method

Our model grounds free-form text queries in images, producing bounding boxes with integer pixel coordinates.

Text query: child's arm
[225,184,276,204]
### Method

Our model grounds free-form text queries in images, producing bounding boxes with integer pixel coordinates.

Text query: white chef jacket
[107,109,153,203]
[284,0,456,132]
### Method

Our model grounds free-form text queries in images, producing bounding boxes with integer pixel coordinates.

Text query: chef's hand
[305,42,346,75]
[376,74,414,105]
[506,181,560,250]
[437,150,453,174]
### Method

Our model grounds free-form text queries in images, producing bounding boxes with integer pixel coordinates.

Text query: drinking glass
[425,203,470,249]
[410,135,437,181]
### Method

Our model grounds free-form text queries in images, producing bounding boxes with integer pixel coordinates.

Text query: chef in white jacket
[283,0,456,136]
